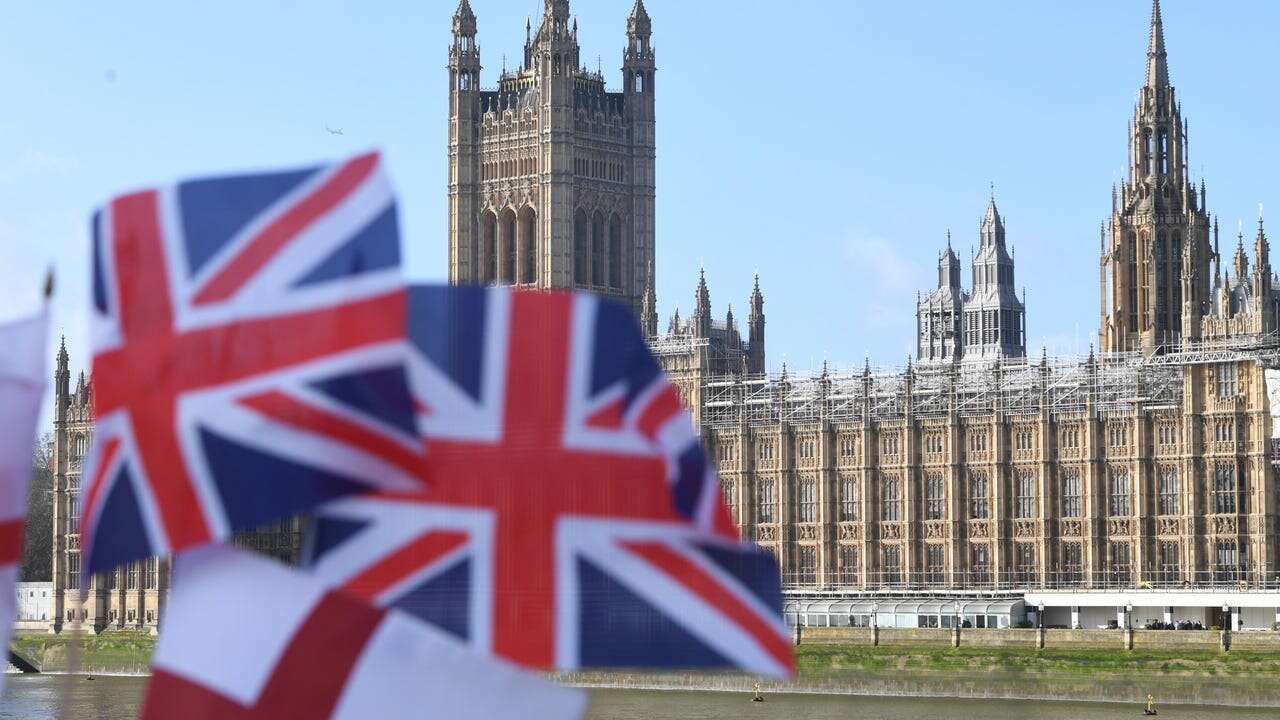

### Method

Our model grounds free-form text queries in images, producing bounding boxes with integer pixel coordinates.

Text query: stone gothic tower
[916,234,964,362]
[965,195,1026,360]
[917,198,1025,363]
[1100,0,1212,353]
[446,0,657,316]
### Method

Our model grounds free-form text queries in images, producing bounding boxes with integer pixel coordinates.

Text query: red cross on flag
[0,307,48,692]
[143,545,586,720]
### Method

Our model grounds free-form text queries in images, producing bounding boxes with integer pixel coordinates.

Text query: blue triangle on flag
[390,558,471,642]
[309,364,418,439]
[589,298,660,414]
[200,427,367,532]
[303,516,372,565]
[691,541,783,613]
[91,211,109,313]
[576,557,730,668]
[407,285,487,402]
[292,204,400,287]
[85,465,154,573]
[671,445,707,520]
[177,166,319,277]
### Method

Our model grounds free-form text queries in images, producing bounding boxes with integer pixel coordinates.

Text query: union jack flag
[81,152,427,574]
[304,286,793,676]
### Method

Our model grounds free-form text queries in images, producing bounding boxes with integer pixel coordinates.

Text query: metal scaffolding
[697,340,1279,429]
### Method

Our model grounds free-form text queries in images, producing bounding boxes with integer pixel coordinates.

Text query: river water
[3,675,1278,719]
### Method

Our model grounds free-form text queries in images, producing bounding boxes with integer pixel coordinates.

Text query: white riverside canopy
[785,597,1024,629]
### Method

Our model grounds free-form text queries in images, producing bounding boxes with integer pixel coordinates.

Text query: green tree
[20,432,53,581]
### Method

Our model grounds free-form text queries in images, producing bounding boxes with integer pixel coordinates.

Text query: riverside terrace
[680,333,1280,630]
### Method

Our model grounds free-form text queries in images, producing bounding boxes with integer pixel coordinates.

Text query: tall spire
[695,267,710,310]
[629,0,652,35]
[1146,0,1169,87]
[692,268,712,337]
[452,0,476,35]
[640,260,657,338]
[747,274,766,374]
[980,193,1004,249]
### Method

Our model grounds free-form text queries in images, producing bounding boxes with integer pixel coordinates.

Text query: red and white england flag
[142,545,586,720]
[0,307,48,691]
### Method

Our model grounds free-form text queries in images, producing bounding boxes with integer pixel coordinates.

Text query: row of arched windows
[477,206,538,285]
[573,209,625,290]
[574,157,625,183]
[482,155,537,181]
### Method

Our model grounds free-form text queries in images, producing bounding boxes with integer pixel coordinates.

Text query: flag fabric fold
[0,308,49,691]
[79,152,427,575]
[143,545,587,720]
[304,285,794,676]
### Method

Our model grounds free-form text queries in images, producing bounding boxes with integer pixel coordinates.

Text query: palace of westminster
[46,0,1280,632]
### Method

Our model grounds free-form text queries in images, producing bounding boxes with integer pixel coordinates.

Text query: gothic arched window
[500,207,517,283]
[574,210,589,284]
[608,214,623,289]
[520,207,537,284]
[480,211,497,283]
[591,211,605,287]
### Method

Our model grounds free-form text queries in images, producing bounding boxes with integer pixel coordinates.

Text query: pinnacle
[630,0,650,20]
[1146,0,1169,87]
[984,192,1001,225]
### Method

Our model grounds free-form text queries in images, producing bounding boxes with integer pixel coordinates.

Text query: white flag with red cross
[142,545,587,719]
[0,307,49,691]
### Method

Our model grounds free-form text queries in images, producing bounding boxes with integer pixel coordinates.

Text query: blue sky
[2,0,1278,387]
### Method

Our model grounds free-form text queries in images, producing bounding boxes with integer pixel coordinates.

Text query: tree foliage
[21,432,53,582]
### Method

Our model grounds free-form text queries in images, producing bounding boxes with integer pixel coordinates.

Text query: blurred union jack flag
[81,152,426,574]
[304,286,793,676]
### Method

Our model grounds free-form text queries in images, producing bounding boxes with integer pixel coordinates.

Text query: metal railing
[780,568,1280,594]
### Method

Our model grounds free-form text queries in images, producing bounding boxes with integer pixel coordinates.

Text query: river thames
[3,675,1279,719]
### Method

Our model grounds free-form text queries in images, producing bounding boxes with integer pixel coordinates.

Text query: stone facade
[692,354,1277,590]
[447,0,656,317]
[651,1,1280,593]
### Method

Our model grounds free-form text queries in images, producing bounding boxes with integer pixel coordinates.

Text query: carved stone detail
[1107,518,1133,537]
[1059,519,1083,537]
[1212,516,1238,535]
[967,520,990,539]
[924,521,947,540]
[880,523,904,541]
[1014,520,1037,538]
[756,525,778,542]
[798,524,818,541]
[838,523,862,540]
[1157,517,1181,536]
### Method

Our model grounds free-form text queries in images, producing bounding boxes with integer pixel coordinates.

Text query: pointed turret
[692,268,712,338]
[1234,224,1249,280]
[938,231,961,289]
[640,260,658,338]
[1254,207,1271,302]
[534,0,578,67]
[628,0,651,35]
[54,336,69,423]
[1146,0,1169,88]
[724,304,740,348]
[453,0,476,35]
[747,274,766,374]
